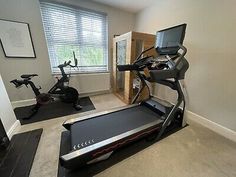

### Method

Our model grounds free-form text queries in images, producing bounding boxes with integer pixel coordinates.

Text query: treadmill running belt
[71,105,162,150]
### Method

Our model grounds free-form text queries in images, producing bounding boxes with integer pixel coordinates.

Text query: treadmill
[60,24,189,170]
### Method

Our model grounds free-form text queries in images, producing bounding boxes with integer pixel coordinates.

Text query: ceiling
[92,0,155,13]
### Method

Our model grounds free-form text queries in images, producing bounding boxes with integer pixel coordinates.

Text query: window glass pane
[80,46,104,66]
[54,45,80,66]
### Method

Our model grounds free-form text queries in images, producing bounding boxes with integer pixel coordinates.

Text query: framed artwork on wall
[0,19,36,58]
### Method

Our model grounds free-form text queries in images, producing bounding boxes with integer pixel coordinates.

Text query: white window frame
[40,1,108,74]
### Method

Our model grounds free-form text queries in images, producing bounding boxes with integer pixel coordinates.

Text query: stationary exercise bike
[11,52,82,119]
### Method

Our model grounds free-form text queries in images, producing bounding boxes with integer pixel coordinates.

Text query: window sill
[52,70,110,76]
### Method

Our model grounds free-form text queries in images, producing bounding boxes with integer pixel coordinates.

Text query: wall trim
[11,98,36,109]
[185,110,236,142]
[80,90,111,97]
[11,90,111,108]
[7,120,21,139]
[152,95,236,142]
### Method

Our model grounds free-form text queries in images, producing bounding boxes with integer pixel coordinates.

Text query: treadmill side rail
[63,104,139,130]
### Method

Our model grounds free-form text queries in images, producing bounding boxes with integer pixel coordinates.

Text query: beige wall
[0,74,17,134]
[135,0,236,131]
[0,0,135,101]
[1,0,235,132]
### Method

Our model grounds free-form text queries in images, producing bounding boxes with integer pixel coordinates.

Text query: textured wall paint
[135,0,236,131]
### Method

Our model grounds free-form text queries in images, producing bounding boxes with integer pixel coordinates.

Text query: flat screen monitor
[155,24,187,55]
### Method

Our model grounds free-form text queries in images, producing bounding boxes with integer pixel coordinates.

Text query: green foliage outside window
[55,45,104,66]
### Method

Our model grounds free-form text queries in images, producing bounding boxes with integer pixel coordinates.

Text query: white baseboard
[11,98,36,109]
[185,110,236,142]
[152,95,236,142]
[11,90,111,108]
[80,90,111,98]
[7,120,21,139]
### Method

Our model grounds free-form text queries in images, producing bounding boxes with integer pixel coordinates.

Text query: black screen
[155,24,186,55]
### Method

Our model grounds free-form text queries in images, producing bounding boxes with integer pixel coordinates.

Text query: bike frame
[11,52,78,97]
[48,73,69,95]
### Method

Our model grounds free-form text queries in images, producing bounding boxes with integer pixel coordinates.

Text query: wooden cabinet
[112,31,156,104]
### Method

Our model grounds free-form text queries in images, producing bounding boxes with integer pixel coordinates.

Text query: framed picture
[0,19,36,58]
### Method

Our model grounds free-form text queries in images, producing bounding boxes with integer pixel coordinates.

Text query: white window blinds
[40,1,108,73]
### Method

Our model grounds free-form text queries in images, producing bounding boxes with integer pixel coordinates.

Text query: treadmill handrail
[175,44,187,67]
[147,44,188,82]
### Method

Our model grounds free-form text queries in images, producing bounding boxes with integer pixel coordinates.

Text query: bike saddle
[21,74,38,79]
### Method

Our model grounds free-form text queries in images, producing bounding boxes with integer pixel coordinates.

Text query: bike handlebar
[58,51,78,68]
[10,79,27,88]
[58,61,70,68]
[69,51,78,67]
[175,44,187,66]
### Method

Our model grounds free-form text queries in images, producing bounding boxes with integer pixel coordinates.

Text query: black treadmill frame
[60,44,188,169]
[60,103,164,168]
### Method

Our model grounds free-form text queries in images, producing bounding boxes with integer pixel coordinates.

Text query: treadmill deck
[71,105,163,151]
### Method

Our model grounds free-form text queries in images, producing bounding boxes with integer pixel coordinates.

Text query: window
[40,1,108,73]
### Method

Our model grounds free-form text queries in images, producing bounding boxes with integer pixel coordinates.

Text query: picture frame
[0,19,36,58]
